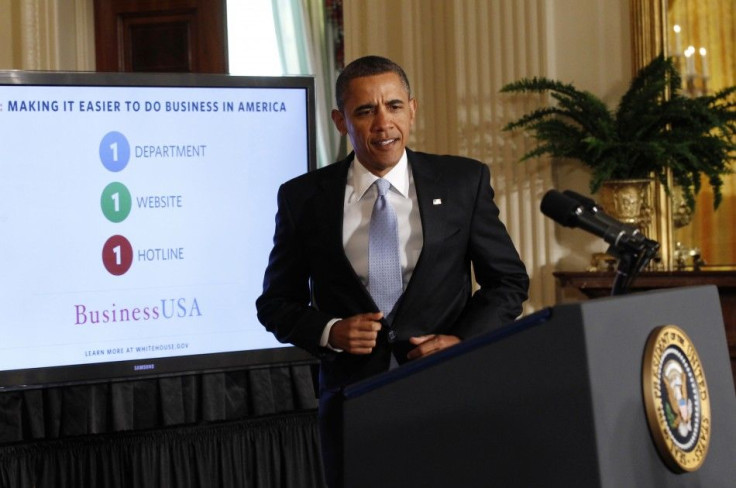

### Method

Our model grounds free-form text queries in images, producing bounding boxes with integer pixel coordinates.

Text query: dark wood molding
[94,0,227,73]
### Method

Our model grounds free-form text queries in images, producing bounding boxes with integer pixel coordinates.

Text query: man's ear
[331,109,347,135]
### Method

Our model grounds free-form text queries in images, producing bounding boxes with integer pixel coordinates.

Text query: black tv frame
[0,70,317,391]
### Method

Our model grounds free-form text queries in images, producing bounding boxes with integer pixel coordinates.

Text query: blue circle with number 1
[100,131,130,172]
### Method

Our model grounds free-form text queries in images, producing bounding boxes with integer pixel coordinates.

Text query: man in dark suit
[256,55,528,487]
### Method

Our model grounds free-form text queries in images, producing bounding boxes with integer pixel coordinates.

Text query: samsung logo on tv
[134,364,155,371]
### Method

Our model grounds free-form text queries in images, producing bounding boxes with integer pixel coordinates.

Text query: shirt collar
[352,151,410,200]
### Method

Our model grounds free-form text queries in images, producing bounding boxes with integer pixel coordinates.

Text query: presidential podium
[341,286,736,487]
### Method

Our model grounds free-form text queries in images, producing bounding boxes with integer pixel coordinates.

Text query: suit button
[387,330,397,343]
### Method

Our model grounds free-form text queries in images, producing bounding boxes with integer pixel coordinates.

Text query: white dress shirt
[320,151,423,348]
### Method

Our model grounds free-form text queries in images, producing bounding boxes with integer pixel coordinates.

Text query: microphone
[540,189,643,250]
[562,190,639,234]
[541,188,660,296]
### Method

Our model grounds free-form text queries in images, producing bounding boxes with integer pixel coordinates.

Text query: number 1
[110,142,118,162]
[111,192,120,212]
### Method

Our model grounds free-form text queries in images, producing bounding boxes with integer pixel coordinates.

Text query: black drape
[0,362,325,488]
[0,412,322,488]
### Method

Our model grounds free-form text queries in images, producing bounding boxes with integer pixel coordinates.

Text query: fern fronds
[501,54,736,210]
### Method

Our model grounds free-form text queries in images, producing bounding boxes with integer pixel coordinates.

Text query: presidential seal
[642,325,711,472]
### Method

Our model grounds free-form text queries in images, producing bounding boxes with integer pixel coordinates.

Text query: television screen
[0,71,316,390]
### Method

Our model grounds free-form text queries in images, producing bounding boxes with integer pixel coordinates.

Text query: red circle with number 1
[102,235,133,275]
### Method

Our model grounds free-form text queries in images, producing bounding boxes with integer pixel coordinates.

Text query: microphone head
[562,190,598,210]
[540,190,582,227]
[563,189,640,235]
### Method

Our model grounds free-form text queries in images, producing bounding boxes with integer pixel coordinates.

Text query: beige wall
[344,0,633,311]
[0,0,95,70]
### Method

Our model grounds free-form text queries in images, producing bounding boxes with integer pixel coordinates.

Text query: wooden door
[94,0,227,73]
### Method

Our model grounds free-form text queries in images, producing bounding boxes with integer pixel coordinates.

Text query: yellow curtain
[668,0,736,265]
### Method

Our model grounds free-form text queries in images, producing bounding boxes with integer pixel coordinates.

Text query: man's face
[331,72,417,177]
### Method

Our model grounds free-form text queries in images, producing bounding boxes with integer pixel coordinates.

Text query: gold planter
[598,179,655,237]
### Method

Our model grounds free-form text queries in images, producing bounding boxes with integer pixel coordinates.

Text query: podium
[342,286,736,487]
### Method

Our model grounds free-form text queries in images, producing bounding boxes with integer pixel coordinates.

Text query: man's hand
[406,334,460,360]
[329,312,383,354]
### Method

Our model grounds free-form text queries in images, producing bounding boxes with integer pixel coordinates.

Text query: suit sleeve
[255,184,334,357]
[451,163,529,338]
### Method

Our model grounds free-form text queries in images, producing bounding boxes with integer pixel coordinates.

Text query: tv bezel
[0,70,318,391]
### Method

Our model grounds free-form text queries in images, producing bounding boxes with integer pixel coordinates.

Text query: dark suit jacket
[256,148,529,392]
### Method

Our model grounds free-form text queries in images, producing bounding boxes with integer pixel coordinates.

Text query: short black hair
[335,55,412,112]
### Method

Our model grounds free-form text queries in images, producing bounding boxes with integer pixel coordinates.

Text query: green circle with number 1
[101,182,132,223]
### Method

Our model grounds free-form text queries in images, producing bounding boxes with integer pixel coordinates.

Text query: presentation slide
[0,80,312,380]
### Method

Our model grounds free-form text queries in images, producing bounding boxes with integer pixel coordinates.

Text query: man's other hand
[406,334,460,360]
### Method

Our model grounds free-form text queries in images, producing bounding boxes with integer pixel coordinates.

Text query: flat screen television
[0,70,316,390]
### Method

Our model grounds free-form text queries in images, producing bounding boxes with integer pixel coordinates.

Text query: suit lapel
[407,149,448,272]
[393,150,450,322]
[313,155,377,310]
[313,161,348,257]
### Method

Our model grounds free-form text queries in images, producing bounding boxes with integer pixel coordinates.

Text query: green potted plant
[500,54,736,214]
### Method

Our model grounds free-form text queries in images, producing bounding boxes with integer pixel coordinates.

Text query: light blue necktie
[368,178,403,316]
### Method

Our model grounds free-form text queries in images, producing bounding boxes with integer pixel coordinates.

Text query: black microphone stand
[608,234,660,296]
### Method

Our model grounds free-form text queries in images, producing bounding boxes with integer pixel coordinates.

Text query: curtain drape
[0,363,324,488]
[0,411,322,488]
[668,0,736,265]
[0,364,317,442]
[272,0,344,167]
